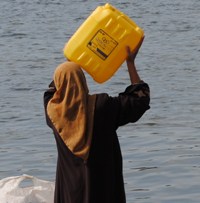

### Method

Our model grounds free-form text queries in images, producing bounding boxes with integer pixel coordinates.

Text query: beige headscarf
[47,61,96,161]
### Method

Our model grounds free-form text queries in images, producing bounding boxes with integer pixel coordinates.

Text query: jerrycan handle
[104,3,115,10]
[104,3,144,34]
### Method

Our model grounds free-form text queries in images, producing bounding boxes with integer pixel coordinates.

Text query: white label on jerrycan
[87,29,118,60]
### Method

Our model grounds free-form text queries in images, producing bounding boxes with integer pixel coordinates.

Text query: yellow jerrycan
[64,3,144,83]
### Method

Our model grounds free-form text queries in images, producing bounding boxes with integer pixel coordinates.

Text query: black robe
[44,83,150,203]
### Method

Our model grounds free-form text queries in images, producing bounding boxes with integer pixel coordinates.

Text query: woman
[44,37,150,203]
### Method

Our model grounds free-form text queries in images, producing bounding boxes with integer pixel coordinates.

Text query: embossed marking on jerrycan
[64,3,144,83]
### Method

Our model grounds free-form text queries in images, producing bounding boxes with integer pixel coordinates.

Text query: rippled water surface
[1,0,200,202]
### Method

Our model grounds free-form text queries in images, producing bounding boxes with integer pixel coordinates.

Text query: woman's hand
[126,36,145,84]
[126,36,145,63]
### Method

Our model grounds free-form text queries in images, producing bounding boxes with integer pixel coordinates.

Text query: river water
[0,0,200,202]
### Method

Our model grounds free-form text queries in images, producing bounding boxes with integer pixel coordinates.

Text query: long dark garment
[44,83,150,203]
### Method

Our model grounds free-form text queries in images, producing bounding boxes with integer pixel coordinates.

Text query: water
[0,0,200,202]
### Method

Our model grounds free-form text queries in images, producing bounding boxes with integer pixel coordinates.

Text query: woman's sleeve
[43,81,56,127]
[116,82,150,126]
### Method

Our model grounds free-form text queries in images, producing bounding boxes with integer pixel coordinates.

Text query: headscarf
[47,61,96,161]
